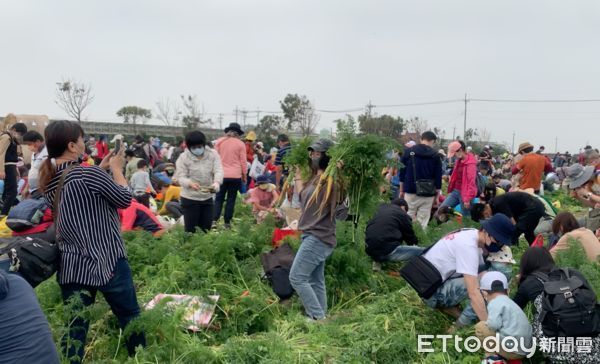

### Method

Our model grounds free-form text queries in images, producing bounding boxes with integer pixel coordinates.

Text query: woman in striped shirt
[39,120,145,363]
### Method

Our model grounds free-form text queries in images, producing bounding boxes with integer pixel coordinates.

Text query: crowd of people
[369,131,600,363]
[0,120,598,363]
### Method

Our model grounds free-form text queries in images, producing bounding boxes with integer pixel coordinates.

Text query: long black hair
[518,247,555,285]
[38,120,85,191]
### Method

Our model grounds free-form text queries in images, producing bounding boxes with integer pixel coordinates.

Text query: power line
[470,98,600,103]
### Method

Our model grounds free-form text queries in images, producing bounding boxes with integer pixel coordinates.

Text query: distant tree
[55,78,95,122]
[406,117,430,136]
[256,115,283,148]
[279,93,319,136]
[155,98,181,126]
[358,114,404,139]
[464,127,478,141]
[477,128,492,143]
[180,94,210,129]
[334,115,358,138]
[116,106,151,134]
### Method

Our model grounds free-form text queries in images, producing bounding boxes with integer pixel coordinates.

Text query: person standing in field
[0,123,27,216]
[39,120,146,363]
[438,140,478,217]
[175,130,223,233]
[399,131,442,228]
[289,139,345,321]
[213,123,247,229]
[512,142,553,193]
[275,134,292,189]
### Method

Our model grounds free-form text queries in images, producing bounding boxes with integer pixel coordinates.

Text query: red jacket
[95,141,109,159]
[118,199,163,235]
[448,153,478,203]
[245,142,255,163]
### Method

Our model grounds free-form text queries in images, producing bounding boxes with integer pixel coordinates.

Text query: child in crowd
[485,245,516,281]
[475,271,533,363]
[246,174,280,223]
[129,159,156,207]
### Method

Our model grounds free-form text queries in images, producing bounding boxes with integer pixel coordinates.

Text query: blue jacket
[399,144,443,194]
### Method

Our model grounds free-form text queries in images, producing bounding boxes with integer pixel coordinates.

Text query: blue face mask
[190,147,205,156]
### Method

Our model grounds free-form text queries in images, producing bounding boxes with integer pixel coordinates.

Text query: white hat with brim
[487,246,516,264]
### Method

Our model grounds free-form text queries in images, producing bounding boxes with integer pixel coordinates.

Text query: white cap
[480,271,508,291]
[110,134,124,143]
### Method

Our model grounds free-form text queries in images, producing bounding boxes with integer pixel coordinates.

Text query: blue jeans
[423,277,477,325]
[382,245,425,262]
[289,234,334,320]
[0,259,9,273]
[60,258,145,364]
[439,190,471,217]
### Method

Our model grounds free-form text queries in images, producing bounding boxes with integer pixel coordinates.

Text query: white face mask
[190,147,205,157]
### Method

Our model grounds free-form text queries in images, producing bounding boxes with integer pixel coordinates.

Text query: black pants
[514,203,546,245]
[60,259,145,363]
[213,178,242,224]
[181,197,214,233]
[1,164,18,215]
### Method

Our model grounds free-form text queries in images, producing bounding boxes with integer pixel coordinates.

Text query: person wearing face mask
[437,140,478,218]
[289,139,347,321]
[412,213,515,330]
[38,120,146,362]
[0,123,28,216]
[246,174,280,224]
[174,130,223,233]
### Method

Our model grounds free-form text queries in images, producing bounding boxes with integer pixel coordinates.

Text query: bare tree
[55,78,95,122]
[155,98,181,126]
[180,94,208,129]
[298,103,320,136]
[406,117,430,136]
[477,128,492,143]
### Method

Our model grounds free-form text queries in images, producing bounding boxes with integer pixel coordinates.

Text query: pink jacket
[448,153,478,203]
[215,136,247,179]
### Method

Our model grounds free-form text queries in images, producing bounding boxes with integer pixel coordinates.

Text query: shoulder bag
[410,152,436,197]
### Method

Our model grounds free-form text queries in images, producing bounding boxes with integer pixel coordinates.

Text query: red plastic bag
[530,234,544,248]
[271,228,299,247]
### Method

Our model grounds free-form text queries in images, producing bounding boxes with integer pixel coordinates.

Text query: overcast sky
[1,0,599,153]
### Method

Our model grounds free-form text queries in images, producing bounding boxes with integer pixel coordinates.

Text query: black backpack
[534,268,600,337]
[131,143,150,162]
[260,243,296,300]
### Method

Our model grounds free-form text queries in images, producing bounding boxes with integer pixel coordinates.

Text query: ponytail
[38,158,57,192]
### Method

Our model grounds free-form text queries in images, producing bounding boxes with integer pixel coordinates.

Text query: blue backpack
[6,199,48,232]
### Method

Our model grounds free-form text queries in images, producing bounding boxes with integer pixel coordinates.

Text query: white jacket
[174,148,224,201]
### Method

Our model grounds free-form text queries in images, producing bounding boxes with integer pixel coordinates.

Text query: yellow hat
[245,131,257,141]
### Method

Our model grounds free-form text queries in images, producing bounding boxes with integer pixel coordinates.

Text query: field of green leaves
[35,189,600,363]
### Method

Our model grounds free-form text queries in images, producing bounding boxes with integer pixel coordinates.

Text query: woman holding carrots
[289,139,346,321]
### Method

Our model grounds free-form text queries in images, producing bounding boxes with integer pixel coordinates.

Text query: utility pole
[555,137,558,153]
[233,106,239,124]
[512,132,516,153]
[218,113,223,130]
[452,125,456,140]
[242,109,248,128]
[463,93,468,141]
[256,108,261,125]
